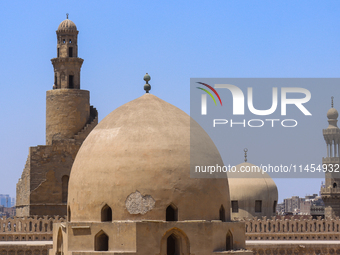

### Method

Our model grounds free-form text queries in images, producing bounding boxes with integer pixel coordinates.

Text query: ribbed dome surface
[58,19,77,31]
[68,93,230,222]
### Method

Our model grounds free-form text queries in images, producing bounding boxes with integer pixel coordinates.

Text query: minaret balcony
[323,128,340,135]
[321,187,340,195]
[51,57,84,64]
[322,157,340,164]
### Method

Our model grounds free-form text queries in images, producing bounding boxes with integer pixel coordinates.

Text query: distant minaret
[321,97,340,218]
[46,14,90,145]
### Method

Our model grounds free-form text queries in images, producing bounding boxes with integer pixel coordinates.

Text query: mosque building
[12,15,340,255]
[40,16,254,255]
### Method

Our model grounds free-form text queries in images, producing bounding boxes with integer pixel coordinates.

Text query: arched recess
[61,175,69,203]
[219,205,225,222]
[334,183,337,188]
[95,230,109,251]
[67,206,71,222]
[166,204,178,221]
[101,204,112,222]
[56,228,63,255]
[160,228,190,255]
[226,230,233,250]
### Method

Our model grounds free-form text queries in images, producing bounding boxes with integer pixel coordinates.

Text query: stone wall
[242,216,340,241]
[0,216,340,254]
[248,242,340,255]
[16,106,98,217]
[45,89,90,145]
[0,244,51,255]
[16,140,82,217]
[0,216,65,242]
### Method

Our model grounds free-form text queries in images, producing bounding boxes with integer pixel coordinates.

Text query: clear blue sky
[1,1,340,202]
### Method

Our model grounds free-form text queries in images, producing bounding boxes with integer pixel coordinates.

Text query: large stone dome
[68,93,230,222]
[228,162,278,219]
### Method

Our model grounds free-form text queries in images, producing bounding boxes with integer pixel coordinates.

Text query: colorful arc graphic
[196,87,217,105]
[196,82,223,106]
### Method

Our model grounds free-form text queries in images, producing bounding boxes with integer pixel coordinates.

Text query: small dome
[327,108,338,120]
[227,162,278,219]
[57,19,77,31]
[68,93,231,222]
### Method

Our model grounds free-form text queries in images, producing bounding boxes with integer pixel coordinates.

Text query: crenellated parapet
[0,216,65,241]
[239,216,340,241]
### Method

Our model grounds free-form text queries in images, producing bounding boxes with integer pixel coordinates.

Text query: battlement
[239,216,340,241]
[0,216,65,242]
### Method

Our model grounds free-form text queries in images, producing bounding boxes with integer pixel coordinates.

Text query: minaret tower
[46,14,90,144]
[16,16,98,216]
[321,97,340,218]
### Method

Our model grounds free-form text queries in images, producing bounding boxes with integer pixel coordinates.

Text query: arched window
[273,201,277,213]
[101,205,112,222]
[69,75,74,89]
[62,175,69,203]
[69,47,73,57]
[56,228,63,255]
[333,183,337,188]
[160,228,190,255]
[95,230,108,251]
[68,206,71,222]
[167,234,179,255]
[255,200,262,213]
[219,205,225,222]
[166,204,178,221]
[231,200,238,213]
[226,230,233,250]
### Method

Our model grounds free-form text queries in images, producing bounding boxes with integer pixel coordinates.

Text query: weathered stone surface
[46,89,90,145]
[125,191,155,215]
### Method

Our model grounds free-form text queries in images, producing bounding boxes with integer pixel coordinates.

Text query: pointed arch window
[160,228,190,255]
[166,204,178,221]
[62,175,69,203]
[56,228,63,255]
[68,206,71,222]
[95,230,109,251]
[226,230,233,250]
[167,234,180,255]
[219,205,225,222]
[101,205,112,222]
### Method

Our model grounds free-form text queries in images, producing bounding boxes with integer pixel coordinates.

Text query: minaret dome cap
[327,108,338,120]
[57,19,77,31]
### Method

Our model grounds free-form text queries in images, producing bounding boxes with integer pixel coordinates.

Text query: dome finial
[244,148,248,162]
[332,96,334,108]
[66,13,69,19]
[144,73,151,93]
